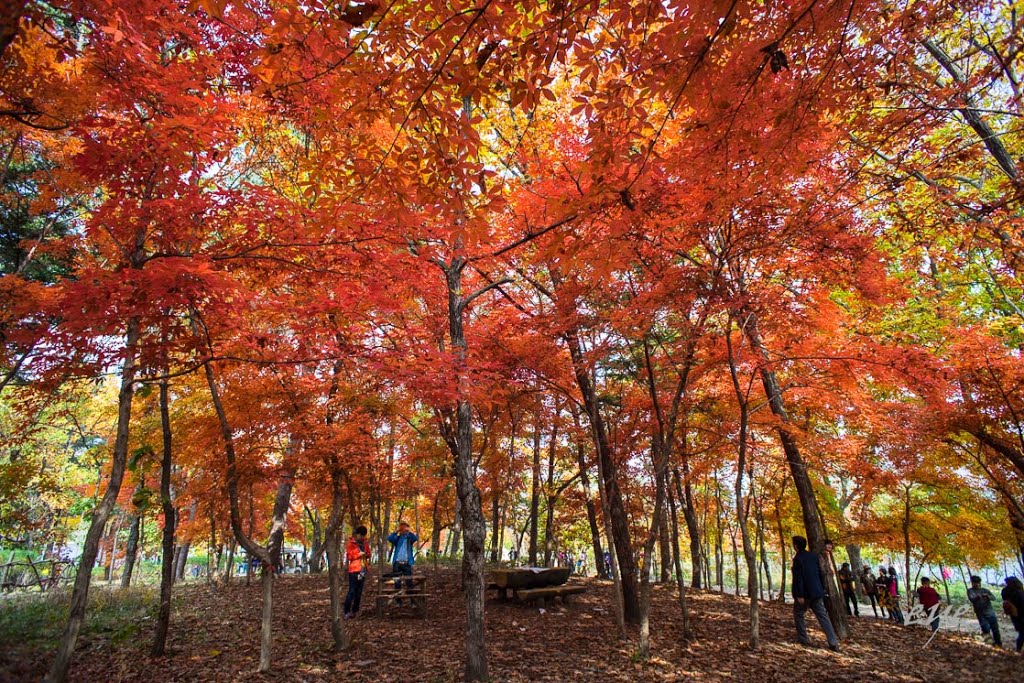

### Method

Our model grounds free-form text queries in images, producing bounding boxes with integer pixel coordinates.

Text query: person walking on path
[887,566,905,625]
[1002,576,1024,652]
[875,567,890,619]
[967,575,1002,647]
[791,535,840,651]
[915,577,941,632]
[838,562,859,617]
[344,525,370,619]
[861,565,881,617]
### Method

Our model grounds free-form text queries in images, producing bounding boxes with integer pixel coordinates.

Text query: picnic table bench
[375,572,429,618]
[486,567,587,605]
[512,584,587,605]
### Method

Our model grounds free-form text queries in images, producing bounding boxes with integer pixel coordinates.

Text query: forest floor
[2,568,1021,682]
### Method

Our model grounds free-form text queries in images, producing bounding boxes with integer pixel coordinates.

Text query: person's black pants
[843,589,859,616]
[865,592,880,616]
[344,571,365,615]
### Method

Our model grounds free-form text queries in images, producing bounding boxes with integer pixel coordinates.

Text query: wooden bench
[489,584,587,605]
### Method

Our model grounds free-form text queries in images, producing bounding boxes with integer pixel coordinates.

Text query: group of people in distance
[790,535,1024,653]
[342,521,419,619]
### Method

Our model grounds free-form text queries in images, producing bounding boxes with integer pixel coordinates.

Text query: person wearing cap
[915,577,941,632]
[967,576,1002,647]
[388,521,419,595]
[1001,576,1024,652]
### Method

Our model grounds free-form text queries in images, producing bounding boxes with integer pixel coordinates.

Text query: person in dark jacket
[1002,576,1024,652]
[861,565,881,617]
[967,575,1001,647]
[791,535,840,651]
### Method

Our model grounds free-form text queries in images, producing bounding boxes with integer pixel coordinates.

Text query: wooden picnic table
[375,572,429,618]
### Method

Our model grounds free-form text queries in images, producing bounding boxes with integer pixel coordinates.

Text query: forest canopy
[0,0,1022,680]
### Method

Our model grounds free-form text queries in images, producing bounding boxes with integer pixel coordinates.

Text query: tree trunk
[307,506,325,573]
[594,421,627,639]
[174,540,190,581]
[667,476,690,638]
[741,311,848,638]
[550,266,639,622]
[727,326,759,648]
[714,473,724,592]
[658,510,671,583]
[756,501,773,600]
[224,541,235,585]
[259,565,274,673]
[152,380,175,656]
[565,332,640,622]
[529,401,541,566]
[326,470,349,651]
[846,543,864,595]
[673,467,702,589]
[637,434,670,658]
[47,317,140,683]
[442,256,488,681]
[120,505,142,588]
[490,489,501,563]
[574,434,605,578]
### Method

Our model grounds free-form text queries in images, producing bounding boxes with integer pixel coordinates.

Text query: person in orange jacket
[344,525,370,618]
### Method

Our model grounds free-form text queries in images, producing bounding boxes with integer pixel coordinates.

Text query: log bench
[488,583,587,605]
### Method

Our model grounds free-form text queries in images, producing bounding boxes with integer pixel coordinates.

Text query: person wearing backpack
[967,576,1002,647]
[1002,576,1024,652]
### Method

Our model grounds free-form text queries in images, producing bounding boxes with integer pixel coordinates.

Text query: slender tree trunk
[903,483,913,613]
[714,473,724,592]
[529,400,541,566]
[47,317,140,683]
[741,310,847,638]
[637,435,670,658]
[152,381,176,655]
[594,429,627,639]
[673,467,702,589]
[575,436,605,578]
[224,541,235,585]
[442,256,488,681]
[120,510,141,588]
[551,268,639,621]
[755,501,773,600]
[174,539,190,581]
[776,506,788,603]
[667,478,690,638]
[326,471,349,651]
[727,326,759,648]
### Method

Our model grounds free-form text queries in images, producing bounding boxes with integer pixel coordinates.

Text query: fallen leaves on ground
[8,569,1022,682]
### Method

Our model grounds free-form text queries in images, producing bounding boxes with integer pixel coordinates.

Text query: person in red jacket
[916,577,941,632]
[344,525,370,618]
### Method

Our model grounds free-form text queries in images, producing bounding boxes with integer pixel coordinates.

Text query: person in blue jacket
[388,521,419,594]
[791,535,840,651]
